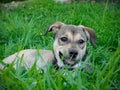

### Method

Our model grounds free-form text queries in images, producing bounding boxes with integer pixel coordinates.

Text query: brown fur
[0,22,96,70]
[45,22,96,69]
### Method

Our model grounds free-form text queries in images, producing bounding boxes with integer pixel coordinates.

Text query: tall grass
[0,0,120,89]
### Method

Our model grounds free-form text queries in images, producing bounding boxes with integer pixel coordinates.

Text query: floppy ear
[80,25,96,47]
[44,22,64,35]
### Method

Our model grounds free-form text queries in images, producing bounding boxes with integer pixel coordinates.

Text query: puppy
[0,22,96,70]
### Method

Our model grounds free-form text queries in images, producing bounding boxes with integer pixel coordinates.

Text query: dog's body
[0,50,54,70]
[0,22,96,70]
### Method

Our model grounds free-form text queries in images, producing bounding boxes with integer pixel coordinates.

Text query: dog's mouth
[59,51,78,66]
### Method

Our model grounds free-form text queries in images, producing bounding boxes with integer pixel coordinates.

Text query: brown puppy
[0,22,96,70]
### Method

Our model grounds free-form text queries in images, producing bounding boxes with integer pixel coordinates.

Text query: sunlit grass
[0,0,120,89]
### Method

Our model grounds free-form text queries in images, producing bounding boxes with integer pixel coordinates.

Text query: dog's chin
[59,51,78,66]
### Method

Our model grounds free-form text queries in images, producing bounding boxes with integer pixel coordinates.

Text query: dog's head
[45,22,96,69]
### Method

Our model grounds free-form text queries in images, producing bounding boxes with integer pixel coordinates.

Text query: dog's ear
[80,25,96,47]
[44,22,64,35]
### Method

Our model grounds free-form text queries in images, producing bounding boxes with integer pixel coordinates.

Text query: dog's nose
[69,49,78,59]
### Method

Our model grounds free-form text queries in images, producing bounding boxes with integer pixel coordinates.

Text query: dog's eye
[60,37,68,42]
[78,39,84,44]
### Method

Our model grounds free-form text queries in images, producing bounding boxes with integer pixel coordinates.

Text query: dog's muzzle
[69,49,78,59]
[59,49,79,66]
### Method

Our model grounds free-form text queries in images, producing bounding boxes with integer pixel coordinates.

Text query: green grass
[0,0,120,90]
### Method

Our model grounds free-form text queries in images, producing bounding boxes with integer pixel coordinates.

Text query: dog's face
[45,22,96,69]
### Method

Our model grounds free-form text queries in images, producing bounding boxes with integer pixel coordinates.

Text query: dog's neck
[82,49,88,61]
[52,51,59,70]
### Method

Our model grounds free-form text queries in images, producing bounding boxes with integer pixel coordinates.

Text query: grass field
[0,0,120,90]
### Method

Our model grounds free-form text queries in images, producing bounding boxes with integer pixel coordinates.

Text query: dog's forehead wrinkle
[55,25,87,42]
[74,30,87,41]
[62,25,84,35]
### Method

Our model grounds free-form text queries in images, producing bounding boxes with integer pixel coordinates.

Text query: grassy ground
[0,0,120,90]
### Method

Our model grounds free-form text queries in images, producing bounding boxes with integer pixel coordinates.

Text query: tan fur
[0,50,53,70]
[46,22,96,69]
[1,22,96,70]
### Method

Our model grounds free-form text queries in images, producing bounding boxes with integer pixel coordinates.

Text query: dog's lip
[64,59,75,65]
[59,51,63,59]
[59,51,78,65]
